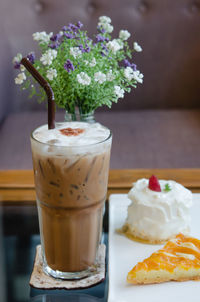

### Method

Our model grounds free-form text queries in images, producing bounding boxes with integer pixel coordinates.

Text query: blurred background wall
[1,0,200,117]
[0,0,200,170]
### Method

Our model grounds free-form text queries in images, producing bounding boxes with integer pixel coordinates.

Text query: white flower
[124,67,143,83]
[89,58,96,67]
[114,86,124,98]
[124,66,134,81]
[77,72,91,85]
[106,70,115,81]
[33,31,53,43]
[99,16,111,24]
[70,47,82,59]
[134,42,142,52]
[40,49,57,65]
[50,49,57,59]
[20,65,26,72]
[98,16,113,33]
[132,70,144,83]
[12,53,22,64]
[84,58,96,67]
[15,72,26,85]
[46,68,57,81]
[119,30,131,41]
[94,72,106,84]
[107,39,123,53]
[100,23,113,33]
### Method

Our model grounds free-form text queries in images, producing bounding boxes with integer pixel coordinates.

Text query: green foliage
[164,184,172,192]
[14,17,143,115]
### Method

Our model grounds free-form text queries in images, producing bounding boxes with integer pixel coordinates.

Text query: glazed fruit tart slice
[127,233,200,284]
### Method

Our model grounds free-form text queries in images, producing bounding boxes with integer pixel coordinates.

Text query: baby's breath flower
[124,67,143,83]
[107,39,123,53]
[33,31,53,43]
[99,16,111,24]
[106,70,115,81]
[134,42,142,52]
[114,86,124,98]
[77,72,91,85]
[119,30,131,41]
[20,65,26,72]
[132,70,144,83]
[98,16,113,33]
[70,47,82,59]
[15,72,26,85]
[94,72,106,84]
[124,66,134,81]
[100,23,113,33]
[40,49,57,65]
[12,53,22,64]
[89,58,96,67]
[46,68,57,81]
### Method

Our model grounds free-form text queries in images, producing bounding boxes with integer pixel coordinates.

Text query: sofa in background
[0,0,200,170]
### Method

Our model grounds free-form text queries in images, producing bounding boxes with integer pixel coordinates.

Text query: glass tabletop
[0,202,109,302]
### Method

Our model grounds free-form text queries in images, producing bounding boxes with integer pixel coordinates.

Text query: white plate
[108,193,200,302]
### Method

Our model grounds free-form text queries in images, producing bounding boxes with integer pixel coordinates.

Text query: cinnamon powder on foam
[59,128,85,136]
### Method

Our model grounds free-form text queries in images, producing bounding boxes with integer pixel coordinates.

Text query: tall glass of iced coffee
[31,121,112,279]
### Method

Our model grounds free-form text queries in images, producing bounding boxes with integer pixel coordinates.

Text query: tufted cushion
[1,110,200,169]
[1,0,200,115]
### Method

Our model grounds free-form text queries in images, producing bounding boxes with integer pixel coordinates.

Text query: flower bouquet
[13,16,143,118]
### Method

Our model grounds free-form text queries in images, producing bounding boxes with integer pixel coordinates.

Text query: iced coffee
[31,121,112,279]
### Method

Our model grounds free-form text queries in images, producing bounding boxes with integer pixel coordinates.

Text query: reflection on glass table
[1,202,109,302]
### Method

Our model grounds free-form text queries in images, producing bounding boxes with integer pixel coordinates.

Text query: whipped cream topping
[33,122,110,146]
[126,178,193,242]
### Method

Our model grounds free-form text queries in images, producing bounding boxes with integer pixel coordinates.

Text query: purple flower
[101,43,108,52]
[27,52,35,64]
[79,44,84,52]
[49,42,59,49]
[77,21,83,29]
[131,64,137,71]
[68,23,78,32]
[64,59,74,72]
[14,62,21,69]
[100,51,106,57]
[123,59,137,71]
[96,35,109,43]
[96,35,105,42]
[78,44,91,53]
[97,25,106,34]
[50,33,61,42]
[62,25,68,31]
[64,32,74,39]
[85,46,90,53]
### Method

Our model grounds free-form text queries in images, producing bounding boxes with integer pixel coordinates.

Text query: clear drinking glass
[30,123,112,279]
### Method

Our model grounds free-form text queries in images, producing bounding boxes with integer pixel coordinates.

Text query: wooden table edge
[1,169,200,203]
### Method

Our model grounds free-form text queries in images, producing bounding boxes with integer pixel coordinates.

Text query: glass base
[43,259,98,280]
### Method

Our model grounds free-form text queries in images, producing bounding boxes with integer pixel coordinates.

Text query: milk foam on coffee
[33,122,110,146]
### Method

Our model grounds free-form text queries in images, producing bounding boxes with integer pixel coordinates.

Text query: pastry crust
[127,233,200,285]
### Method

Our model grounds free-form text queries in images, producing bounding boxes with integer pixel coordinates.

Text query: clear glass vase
[65,109,95,123]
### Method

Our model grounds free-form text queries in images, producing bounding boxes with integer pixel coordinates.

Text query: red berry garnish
[148,175,161,192]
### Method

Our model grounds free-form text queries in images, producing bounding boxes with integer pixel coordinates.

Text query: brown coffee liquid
[32,148,111,272]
